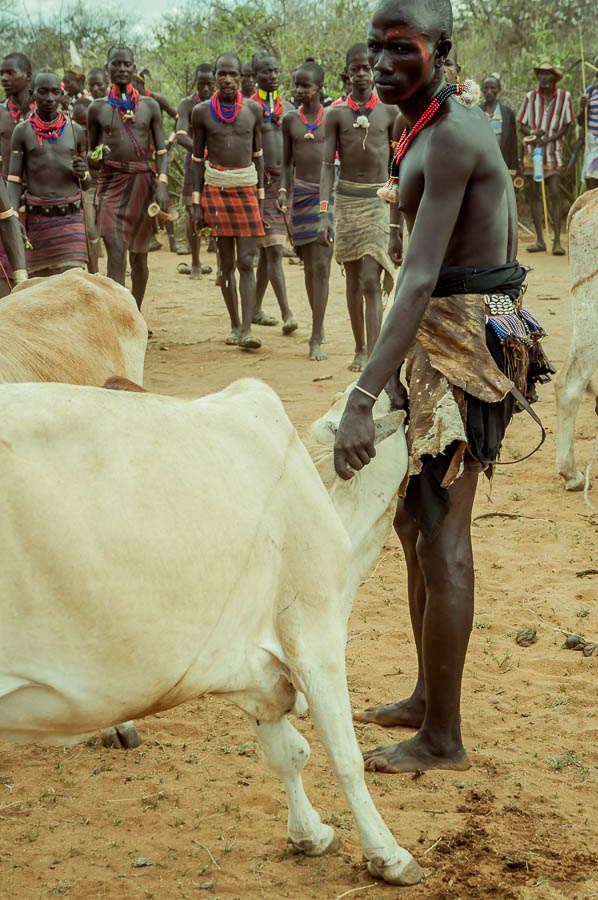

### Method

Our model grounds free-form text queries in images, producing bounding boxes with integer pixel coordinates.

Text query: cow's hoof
[367,853,424,886]
[100,721,141,750]
[563,471,585,491]
[288,826,339,857]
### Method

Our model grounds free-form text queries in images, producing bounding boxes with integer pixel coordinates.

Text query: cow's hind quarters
[100,721,141,749]
[367,853,424,886]
[287,827,339,857]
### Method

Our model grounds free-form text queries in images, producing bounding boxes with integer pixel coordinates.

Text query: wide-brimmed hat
[534,61,563,81]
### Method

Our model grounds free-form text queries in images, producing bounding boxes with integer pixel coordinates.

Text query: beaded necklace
[252,89,284,126]
[29,111,67,147]
[209,90,244,124]
[108,83,144,157]
[378,83,463,202]
[108,83,140,122]
[298,104,324,139]
[346,91,378,148]
[7,96,36,124]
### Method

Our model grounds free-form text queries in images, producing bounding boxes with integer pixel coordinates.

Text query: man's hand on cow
[389,231,403,266]
[333,392,376,481]
[156,182,170,211]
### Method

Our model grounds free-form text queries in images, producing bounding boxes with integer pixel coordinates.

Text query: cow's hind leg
[249,716,337,856]
[556,328,598,491]
[100,721,140,750]
[294,631,423,886]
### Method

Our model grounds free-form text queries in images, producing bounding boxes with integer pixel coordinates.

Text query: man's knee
[130,252,149,274]
[393,501,418,543]
[237,252,254,272]
[363,275,381,299]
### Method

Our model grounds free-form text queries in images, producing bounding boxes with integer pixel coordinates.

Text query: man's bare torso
[196,100,260,168]
[89,96,157,162]
[330,102,396,183]
[285,109,327,183]
[399,102,511,268]
[261,100,293,169]
[14,120,81,199]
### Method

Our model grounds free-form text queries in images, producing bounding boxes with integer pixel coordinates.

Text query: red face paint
[367,18,436,102]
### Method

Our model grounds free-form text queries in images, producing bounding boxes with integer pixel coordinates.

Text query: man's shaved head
[373,0,453,38]
[214,52,241,73]
[2,53,32,75]
[346,43,368,67]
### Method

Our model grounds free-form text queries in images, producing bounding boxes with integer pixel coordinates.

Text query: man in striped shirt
[518,61,573,255]
[579,56,598,190]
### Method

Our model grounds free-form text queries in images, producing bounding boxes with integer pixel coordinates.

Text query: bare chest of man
[205,110,254,166]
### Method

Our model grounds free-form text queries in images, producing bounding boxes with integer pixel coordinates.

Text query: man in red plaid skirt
[191,52,265,350]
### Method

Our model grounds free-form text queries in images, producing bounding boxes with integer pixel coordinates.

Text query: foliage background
[0,0,596,204]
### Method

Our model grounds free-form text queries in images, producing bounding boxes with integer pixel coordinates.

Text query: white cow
[0,269,147,386]
[0,378,422,886]
[555,189,598,490]
[0,268,148,750]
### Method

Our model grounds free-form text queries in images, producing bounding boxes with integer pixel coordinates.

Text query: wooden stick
[518,220,535,237]
[580,25,588,135]
[540,177,549,239]
[335,885,376,900]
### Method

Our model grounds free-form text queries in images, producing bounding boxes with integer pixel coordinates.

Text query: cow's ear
[373,410,406,446]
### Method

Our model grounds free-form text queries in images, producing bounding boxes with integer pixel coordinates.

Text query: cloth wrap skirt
[201,161,265,238]
[259,167,288,247]
[334,179,394,296]
[291,178,334,247]
[97,159,155,254]
[402,262,546,538]
[24,191,87,275]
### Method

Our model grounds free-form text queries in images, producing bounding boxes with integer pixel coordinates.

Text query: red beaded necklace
[8,96,36,124]
[298,104,324,139]
[346,92,378,115]
[29,110,67,147]
[378,84,462,202]
[209,90,244,123]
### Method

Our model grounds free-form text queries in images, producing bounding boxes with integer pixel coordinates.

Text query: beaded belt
[483,293,522,316]
[26,199,82,217]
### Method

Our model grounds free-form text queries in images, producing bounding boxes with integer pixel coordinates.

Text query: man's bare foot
[225,328,241,345]
[349,350,367,372]
[526,242,546,253]
[282,315,298,335]
[363,733,470,774]
[190,266,202,280]
[309,341,327,361]
[239,332,262,350]
[353,699,425,729]
[253,310,278,326]
[552,242,566,256]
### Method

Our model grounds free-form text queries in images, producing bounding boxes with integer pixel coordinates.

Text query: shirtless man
[251,54,297,335]
[280,61,334,360]
[176,63,215,279]
[0,177,27,295]
[88,46,169,311]
[62,68,88,112]
[318,43,398,372]
[333,0,547,773]
[241,60,256,100]
[191,52,264,349]
[9,72,89,277]
[0,52,34,287]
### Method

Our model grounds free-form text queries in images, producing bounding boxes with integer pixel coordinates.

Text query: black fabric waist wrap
[404,261,529,539]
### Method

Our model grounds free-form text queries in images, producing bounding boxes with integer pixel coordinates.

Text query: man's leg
[129,251,149,311]
[344,259,367,372]
[253,246,278,326]
[355,502,426,728]
[264,244,297,334]
[362,473,479,773]
[547,174,564,255]
[362,255,384,357]
[103,236,128,286]
[236,236,261,350]
[217,236,242,344]
[186,211,202,278]
[302,242,333,361]
[525,179,546,252]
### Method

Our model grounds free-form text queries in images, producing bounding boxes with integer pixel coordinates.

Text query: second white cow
[0,378,420,886]
[555,188,598,490]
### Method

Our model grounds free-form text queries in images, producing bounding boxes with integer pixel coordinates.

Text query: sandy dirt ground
[1,234,597,900]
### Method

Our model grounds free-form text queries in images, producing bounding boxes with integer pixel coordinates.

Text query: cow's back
[567,188,598,296]
[0,270,147,385]
[0,379,348,729]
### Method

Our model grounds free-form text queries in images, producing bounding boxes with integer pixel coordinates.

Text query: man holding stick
[88,46,169,311]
